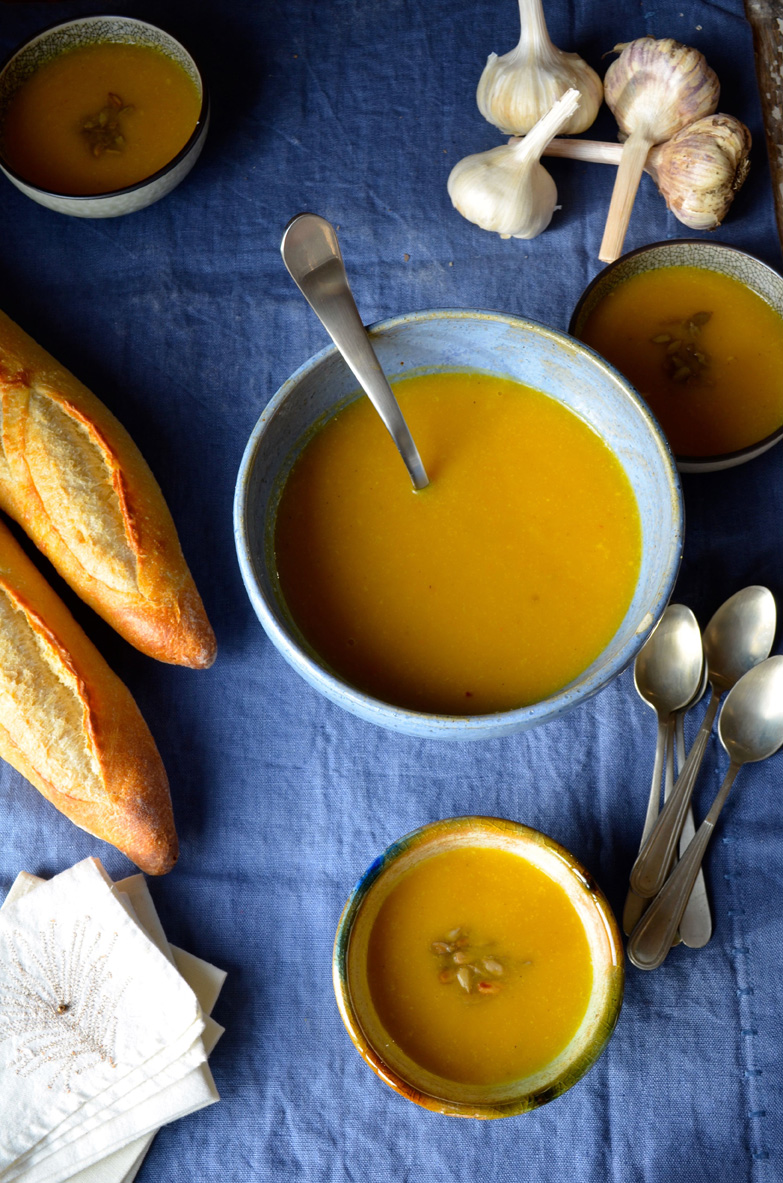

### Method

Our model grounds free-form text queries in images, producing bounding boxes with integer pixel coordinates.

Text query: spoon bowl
[719,654,783,764]
[704,586,777,695]
[633,605,704,717]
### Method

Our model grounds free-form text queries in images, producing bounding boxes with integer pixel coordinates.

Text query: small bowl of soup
[234,309,682,739]
[0,16,208,217]
[333,816,624,1117]
[571,240,783,473]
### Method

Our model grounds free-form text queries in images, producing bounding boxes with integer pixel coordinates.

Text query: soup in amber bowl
[332,817,624,1118]
[234,309,683,739]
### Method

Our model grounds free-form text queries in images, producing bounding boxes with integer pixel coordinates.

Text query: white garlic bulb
[599,37,720,261]
[448,89,580,239]
[476,0,601,136]
[648,114,751,231]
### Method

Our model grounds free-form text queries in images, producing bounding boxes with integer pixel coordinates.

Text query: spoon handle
[630,690,719,898]
[281,214,429,490]
[628,763,741,970]
[675,712,713,948]
[622,716,667,935]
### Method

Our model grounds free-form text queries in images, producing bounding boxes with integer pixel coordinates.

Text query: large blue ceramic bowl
[234,309,683,739]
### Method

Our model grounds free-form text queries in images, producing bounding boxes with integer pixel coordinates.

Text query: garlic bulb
[448,89,580,239]
[476,0,601,136]
[648,114,751,231]
[543,113,752,230]
[599,37,720,261]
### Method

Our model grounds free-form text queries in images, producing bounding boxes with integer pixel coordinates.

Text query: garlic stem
[518,0,559,63]
[515,86,581,158]
[599,133,652,262]
[543,138,624,165]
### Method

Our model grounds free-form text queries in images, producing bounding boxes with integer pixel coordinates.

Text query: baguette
[0,309,216,668]
[0,516,177,874]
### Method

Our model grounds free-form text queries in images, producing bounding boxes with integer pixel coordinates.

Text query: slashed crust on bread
[0,518,178,874]
[0,310,216,668]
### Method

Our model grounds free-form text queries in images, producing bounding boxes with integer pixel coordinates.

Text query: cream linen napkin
[2,872,225,1183]
[0,859,206,1181]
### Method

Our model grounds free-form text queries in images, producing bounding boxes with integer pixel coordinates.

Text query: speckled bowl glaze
[332,816,624,1118]
[570,240,783,474]
[234,309,683,740]
[0,16,209,217]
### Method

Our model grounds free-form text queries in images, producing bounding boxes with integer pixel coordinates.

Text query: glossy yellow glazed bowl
[332,816,624,1118]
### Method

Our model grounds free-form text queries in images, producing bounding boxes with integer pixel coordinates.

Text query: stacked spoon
[625,587,778,970]
[622,604,706,942]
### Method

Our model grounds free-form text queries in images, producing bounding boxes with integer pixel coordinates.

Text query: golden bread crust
[0,310,216,668]
[0,517,177,874]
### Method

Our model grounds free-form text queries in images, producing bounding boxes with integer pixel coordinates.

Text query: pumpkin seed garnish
[456,967,473,992]
[650,311,713,385]
[477,980,502,994]
[81,93,134,158]
[431,928,513,996]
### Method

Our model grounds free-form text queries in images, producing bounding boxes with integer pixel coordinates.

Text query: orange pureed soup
[274,372,641,715]
[2,43,201,195]
[365,846,593,1085]
[580,265,783,457]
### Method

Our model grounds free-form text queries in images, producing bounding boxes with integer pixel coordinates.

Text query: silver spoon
[281,213,429,490]
[630,586,776,901]
[628,655,783,970]
[622,604,704,936]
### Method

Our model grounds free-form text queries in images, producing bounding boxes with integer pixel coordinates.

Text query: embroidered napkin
[0,859,225,1183]
[2,872,224,1183]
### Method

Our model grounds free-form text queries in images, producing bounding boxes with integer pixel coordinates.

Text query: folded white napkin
[0,859,225,1183]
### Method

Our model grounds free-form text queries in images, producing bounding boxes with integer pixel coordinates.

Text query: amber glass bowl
[332,816,624,1118]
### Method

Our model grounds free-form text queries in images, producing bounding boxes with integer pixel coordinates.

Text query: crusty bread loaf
[0,309,216,668]
[0,516,177,874]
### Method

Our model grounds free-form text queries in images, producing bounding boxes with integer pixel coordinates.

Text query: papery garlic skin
[648,114,751,231]
[477,0,601,136]
[449,89,580,239]
[605,37,720,144]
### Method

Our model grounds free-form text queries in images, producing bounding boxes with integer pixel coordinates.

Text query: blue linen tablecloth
[1,0,782,1178]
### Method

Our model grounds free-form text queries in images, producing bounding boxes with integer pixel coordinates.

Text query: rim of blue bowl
[234,307,684,738]
[569,239,783,472]
[0,15,209,202]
